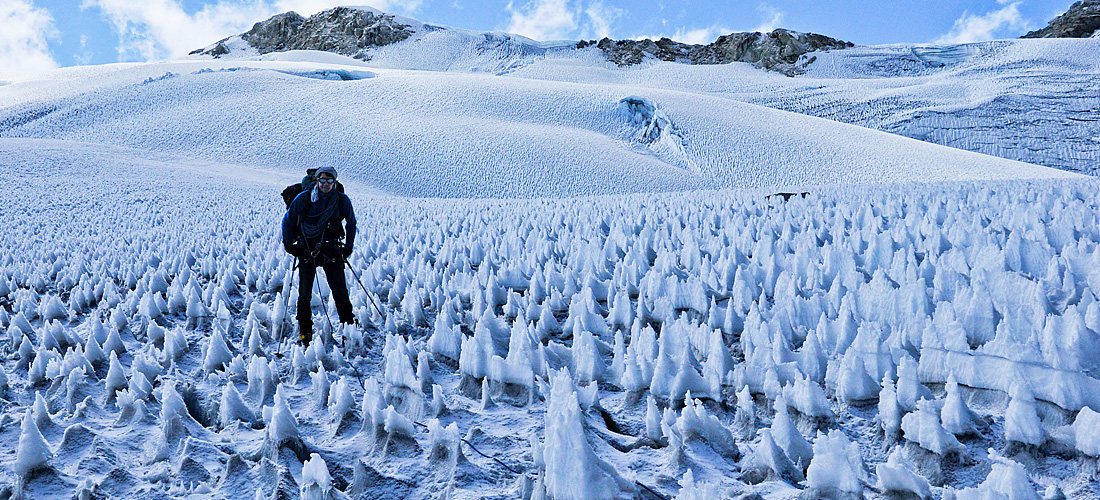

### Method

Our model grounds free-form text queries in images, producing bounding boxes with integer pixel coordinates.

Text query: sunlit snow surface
[510,38,1100,176]
[0,37,1099,500]
[0,44,1087,197]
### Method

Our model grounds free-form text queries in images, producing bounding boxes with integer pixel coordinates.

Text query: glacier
[1,10,1099,500]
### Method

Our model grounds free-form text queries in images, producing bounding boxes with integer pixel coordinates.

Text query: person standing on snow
[282,165,356,345]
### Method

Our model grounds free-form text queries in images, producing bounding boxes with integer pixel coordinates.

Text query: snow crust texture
[0,52,1082,199]
[510,38,1100,176]
[178,5,1099,179]
[0,24,1098,500]
[0,138,1098,498]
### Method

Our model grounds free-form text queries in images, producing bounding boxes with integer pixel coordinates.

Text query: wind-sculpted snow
[181,8,1100,176]
[0,59,1076,198]
[510,38,1100,175]
[1,140,1099,498]
[617,96,696,174]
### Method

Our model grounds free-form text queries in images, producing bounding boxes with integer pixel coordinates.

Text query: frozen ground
[1,21,1099,500]
[195,21,1100,175]
[506,38,1100,175]
[0,43,1089,197]
[0,137,1098,499]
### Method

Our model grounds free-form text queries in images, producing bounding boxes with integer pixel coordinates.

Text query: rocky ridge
[191,7,416,59]
[192,7,852,75]
[1022,0,1100,38]
[578,29,853,75]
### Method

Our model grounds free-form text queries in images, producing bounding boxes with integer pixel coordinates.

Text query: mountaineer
[282,166,356,344]
[282,168,344,207]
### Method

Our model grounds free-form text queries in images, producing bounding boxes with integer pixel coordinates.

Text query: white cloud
[0,0,59,74]
[633,4,784,45]
[73,34,93,66]
[753,4,785,33]
[82,0,423,62]
[584,1,622,39]
[670,26,727,45]
[632,26,727,45]
[505,0,577,41]
[936,2,1029,44]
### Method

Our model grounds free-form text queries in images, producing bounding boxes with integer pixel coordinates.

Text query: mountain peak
[578,29,853,75]
[1022,0,1100,38]
[190,6,417,59]
[190,6,852,76]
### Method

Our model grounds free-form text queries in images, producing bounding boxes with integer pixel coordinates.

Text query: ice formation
[940,374,981,437]
[0,45,1097,496]
[220,382,254,428]
[749,428,803,483]
[383,334,418,390]
[671,469,720,500]
[875,448,931,498]
[541,370,633,500]
[675,395,739,458]
[427,419,460,462]
[901,399,963,455]
[770,396,812,468]
[104,351,127,402]
[265,384,301,450]
[15,410,52,477]
[202,328,233,374]
[805,429,865,495]
[300,453,333,500]
[1072,406,1100,456]
[878,374,903,439]
[1004,383,1045,446]
[955,452,1039,500]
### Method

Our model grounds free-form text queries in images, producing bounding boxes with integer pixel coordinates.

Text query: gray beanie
[314,165,337,179]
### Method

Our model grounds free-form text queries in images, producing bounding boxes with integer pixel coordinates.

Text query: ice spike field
[1,4,1100,500]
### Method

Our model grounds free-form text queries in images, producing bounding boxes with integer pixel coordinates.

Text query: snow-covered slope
[507,37,1100,175]
[1,139,1098,498]
[182,6,1100,175]
[1,8,1099,500]
[194,6,565,76]
[0,57,1078,198]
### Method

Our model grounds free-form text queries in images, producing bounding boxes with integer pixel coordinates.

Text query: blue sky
[0,0,1076,74]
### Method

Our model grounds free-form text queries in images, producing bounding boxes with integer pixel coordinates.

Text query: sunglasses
[317,178,336,184]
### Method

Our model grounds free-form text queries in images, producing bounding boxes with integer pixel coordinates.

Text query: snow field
[0,58,1078,199]
[2,139,1100,498]
[508,38,1100,175]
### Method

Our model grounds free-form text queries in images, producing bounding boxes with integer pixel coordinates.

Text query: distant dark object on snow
[1022,0,1100,38]
[578,30,853,75]
[767,192,810,202]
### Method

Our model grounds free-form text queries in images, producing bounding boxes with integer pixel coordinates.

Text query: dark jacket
[282,188,356,253]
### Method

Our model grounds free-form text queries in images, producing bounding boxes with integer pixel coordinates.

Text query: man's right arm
[282,195,303,252]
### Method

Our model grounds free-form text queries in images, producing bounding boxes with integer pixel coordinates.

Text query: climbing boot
[298,321,313,346]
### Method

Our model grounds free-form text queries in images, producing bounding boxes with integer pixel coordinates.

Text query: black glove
[341,245,353,259]
[286,244,307,258]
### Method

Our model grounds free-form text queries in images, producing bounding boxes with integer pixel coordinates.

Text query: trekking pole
[279,256,298,341]
[343,255,386,322]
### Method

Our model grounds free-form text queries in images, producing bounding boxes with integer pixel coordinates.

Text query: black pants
[297,255,355,329]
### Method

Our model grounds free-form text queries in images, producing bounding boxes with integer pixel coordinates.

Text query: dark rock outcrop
[1022,0,1100,38]
[190,7,415,59]
[578,29,853,75]
[190,7,851,75]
